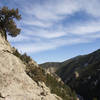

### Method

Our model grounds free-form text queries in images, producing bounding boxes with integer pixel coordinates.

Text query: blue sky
[1,0,100,64]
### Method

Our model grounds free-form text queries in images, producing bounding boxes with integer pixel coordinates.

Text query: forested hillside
[41,49,100,100]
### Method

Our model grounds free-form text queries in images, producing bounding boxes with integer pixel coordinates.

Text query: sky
[0,0,100,64]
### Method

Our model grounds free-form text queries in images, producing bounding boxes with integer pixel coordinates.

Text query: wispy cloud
[13,37,91,54]
[66,20,100,35]
[1,0,100,54]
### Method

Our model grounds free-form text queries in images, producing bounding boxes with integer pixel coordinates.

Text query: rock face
[0,34,62,100]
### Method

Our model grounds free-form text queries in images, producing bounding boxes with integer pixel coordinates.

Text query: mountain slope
[0,33,77,100]
[40,62,62,73]
[68,59,100,100]
[13,49,77,100]
[40,49,100,100]
[0,33,62,100]
[40,55,83,74]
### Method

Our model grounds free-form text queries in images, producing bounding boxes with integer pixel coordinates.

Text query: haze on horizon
[1,0,100,64]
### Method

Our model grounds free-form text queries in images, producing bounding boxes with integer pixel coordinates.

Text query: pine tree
[0,6,21,39]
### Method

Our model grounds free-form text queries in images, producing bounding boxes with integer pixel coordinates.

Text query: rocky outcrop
[0,34,12,53]
[0,34,62,100]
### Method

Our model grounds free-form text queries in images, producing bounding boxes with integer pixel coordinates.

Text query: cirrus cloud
[1,0,100,54]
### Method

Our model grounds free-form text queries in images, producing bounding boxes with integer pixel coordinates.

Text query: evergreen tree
[0,6,21,39]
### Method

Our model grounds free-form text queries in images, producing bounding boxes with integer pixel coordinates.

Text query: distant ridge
[40,49,100,100]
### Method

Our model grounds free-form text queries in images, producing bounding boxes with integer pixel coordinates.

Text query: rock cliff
[0,34,62,100]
